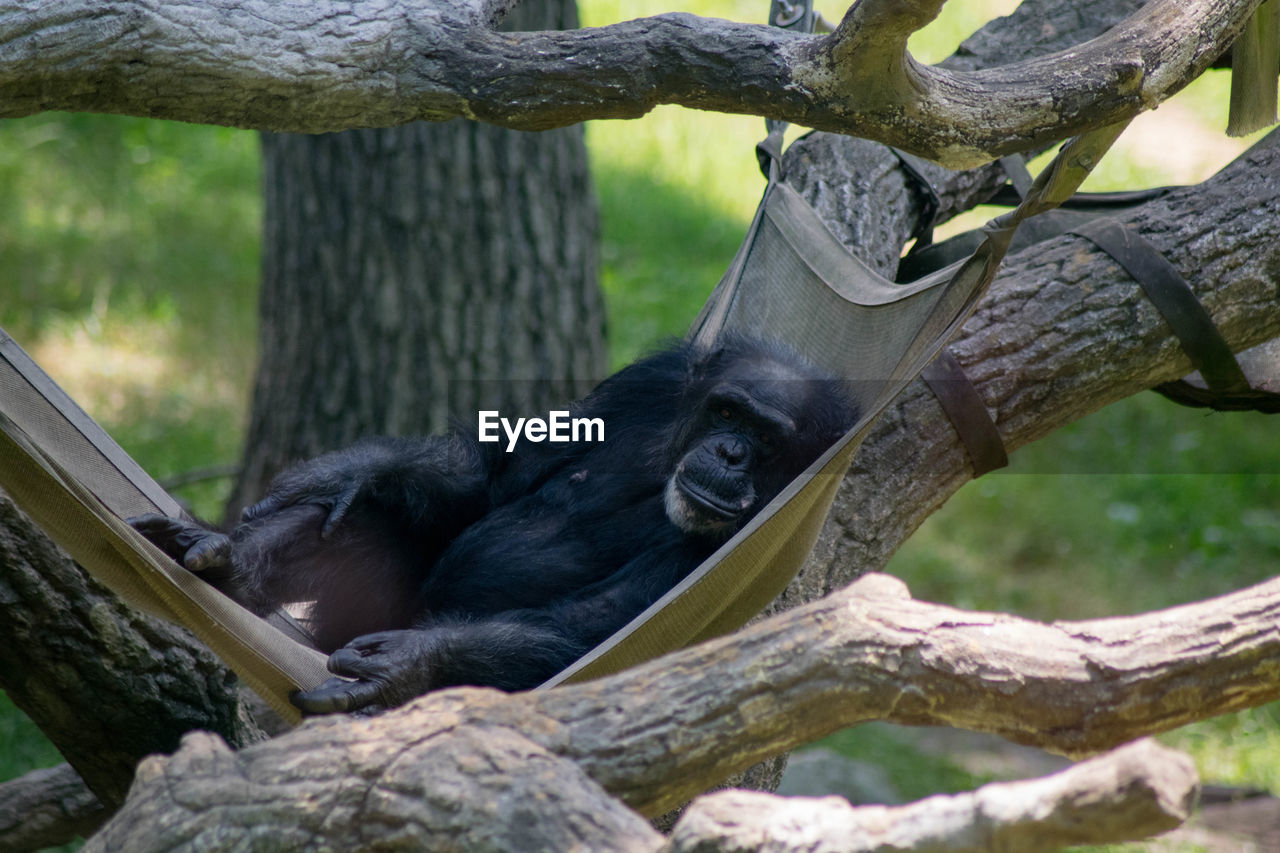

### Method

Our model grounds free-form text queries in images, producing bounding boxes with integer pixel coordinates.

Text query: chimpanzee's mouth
[674,475,748,520]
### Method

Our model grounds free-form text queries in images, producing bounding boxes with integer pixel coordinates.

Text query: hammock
[0,120,1126,724]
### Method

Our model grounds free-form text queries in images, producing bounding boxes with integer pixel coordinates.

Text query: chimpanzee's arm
[290,618,583,713]
[243,434,493,539]
[293,543,701,713]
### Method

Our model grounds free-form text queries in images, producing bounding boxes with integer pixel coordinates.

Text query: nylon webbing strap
[922,350,1008,476]
[891,148,943,248]
[0,329,183,520]
[998,155,1035,198]
[1070,219,1252,395]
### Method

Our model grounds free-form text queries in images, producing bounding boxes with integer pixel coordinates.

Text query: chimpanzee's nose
[716,437,748,466]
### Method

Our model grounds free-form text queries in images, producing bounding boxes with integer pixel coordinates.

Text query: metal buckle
[770,0,812,31]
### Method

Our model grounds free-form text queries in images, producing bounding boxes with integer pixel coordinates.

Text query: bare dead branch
[0,764,106,852]
[0,0,1260,166]
[664,739,1198,853]
[85,569,1280,847]
[540,572,1280,815]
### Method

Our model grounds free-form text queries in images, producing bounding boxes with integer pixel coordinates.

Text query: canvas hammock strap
[905,151,1193,475]
[894,159,1015,477]
[899,155,1280,416]
[892,153,1045,477]
[1070,218,1280,413]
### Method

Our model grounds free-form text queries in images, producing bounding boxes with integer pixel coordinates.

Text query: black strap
[769,0,815,31]
[986,184,1175,210]
[758,0,815,178]
[998,154,1035,198]
[1070,219,1253,397]
[755,126,786,180]
[922,350,1009,477]
[1153,376,1280,413]
[891,148,943,249]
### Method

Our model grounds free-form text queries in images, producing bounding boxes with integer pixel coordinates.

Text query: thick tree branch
[0,764,105,852]
[0,495,265,808]
[665,739,1197,853]
[539,572,1280,815]
[90,569,1276,846]
[0,0,1260,166]
[86,724,667,853]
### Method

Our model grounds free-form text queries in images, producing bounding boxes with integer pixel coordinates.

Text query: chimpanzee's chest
[422,466,680,616]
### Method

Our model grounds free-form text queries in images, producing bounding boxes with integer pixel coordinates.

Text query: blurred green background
[1,1,1277,849]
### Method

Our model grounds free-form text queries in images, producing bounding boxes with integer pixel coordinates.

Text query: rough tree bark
[0,763,105,852]
[0,0,1260,165]
[667,739,1197,853]
[0,494,261,838]
[90,569,1280,850]
[227,0,604,515]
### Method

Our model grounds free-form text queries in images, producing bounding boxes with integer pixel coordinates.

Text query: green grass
[0,693,64,779]
[895,399,1280,621]
[0,113,260,519]
[813,723,987,802]
[590,116,757,365]
[0,2,1277,849]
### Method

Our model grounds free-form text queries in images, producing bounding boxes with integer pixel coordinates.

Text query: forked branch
[666,739,1197,853]
[88,570,1280,849]
[0,0,1262,165]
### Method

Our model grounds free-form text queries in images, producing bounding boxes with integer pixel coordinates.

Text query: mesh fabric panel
[548,124,1128,685]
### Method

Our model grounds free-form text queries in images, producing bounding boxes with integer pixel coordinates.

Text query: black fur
[133,336,856,713]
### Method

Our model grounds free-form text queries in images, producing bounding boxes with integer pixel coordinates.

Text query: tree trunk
[227,0,604,518]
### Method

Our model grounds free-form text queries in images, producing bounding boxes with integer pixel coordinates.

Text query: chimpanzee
[132,335,856,713]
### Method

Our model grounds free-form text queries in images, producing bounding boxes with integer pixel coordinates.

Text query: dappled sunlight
[588,108,763,224]
[1081,70,1269,191]
[26,316,247,429]
[20,315,250,518]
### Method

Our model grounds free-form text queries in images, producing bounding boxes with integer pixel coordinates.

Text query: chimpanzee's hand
[241,449,391,538]
[292,630,441,715]
[129,513,232,575]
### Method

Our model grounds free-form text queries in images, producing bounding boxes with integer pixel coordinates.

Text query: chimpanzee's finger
[292,677,381,714]
[320,487,360,539]
[185,533,232,573]
[240,495,283,523]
